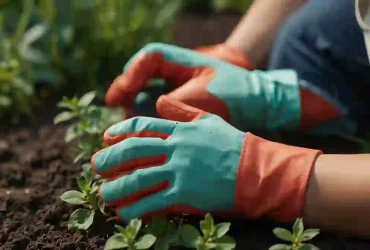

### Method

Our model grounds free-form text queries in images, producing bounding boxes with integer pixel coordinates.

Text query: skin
[225,0,306,67]
[220,0,370,238]
[305,154,370,238]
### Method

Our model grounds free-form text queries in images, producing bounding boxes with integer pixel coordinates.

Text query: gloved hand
[91,95,321,223]
[194,43,254,70]
[107,43,253,119]
[106,43,302,131]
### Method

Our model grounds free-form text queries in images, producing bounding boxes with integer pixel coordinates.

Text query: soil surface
[1,12,370,250]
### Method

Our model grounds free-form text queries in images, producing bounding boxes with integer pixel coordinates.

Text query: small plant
[60,163,105,230]
[178,213,236,250]
[105,219,156,250]
[54,91,122,162]
[269,218,320,250]
[144,215,182,250]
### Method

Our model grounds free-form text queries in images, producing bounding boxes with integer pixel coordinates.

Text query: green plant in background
[105,220,157,250]
[54,91,122,162]
[1,0,183,123]
[0,0,38,123]
[60,163,105,230]
[269,218,320,250]
[29,0,184,93]
[143,216,182,250]
[178,213,236,250]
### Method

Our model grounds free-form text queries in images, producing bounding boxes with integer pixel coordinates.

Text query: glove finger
[105,43,199,107]
[91,137,167,177]
[115,189,174,222]
[104,116,177,146]
[165,75,231,122]
[99,166,170,206]
[156,95,209,122]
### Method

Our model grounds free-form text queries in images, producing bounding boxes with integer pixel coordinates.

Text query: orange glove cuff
[235,133,322,223]
[194,44,254,70]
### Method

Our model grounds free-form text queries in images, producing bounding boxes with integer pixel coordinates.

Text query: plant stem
[12,0,34,46]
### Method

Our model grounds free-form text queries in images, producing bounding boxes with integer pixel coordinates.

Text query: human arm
[224,0,307,67]
[304,154,370,238]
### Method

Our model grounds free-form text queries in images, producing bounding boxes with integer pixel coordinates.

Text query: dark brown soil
[1,12,370,250]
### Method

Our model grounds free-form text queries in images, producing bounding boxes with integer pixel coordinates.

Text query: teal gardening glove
[105,43,305,132]
[92,96,321,223]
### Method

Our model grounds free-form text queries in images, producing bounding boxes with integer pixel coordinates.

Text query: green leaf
[154,0,182,28]
[293,218,304,237]
[154,239,170,250]
[134,234,157,249]
[205,243,217,249]
[98,195,105,214]
[105,233,128,250]
[215,223,231,238]
[60,190,87,205]
[115,225,126,234]
[214,235,236,250]
[299,244,320,250]
[65,124,80,142]
[200,213,215,237]
[76,176,89,192]
[302,229,320,241]
[68,208,95,230]
[129,218,142,236]
[268,244,292,250]
[91,181,100,194]
[147,216,168,236]
[0,96,11,106]
[74,151,87,163]
[273,228,293,242]
[179,224,201,248]
[57,97,76,110]
[129,2,148,31]
[54,111,75,124]
[82,163,93,185]
[78,91,96,107]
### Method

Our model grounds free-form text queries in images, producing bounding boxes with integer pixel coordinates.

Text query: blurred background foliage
[0,0,251,124]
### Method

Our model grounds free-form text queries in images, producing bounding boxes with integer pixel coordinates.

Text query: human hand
[91,95,321,223]
[106,43,301,131]
[92,96,246,221]
[119,43,254,118]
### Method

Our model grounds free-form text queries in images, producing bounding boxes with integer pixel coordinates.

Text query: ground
[1,12,370,250]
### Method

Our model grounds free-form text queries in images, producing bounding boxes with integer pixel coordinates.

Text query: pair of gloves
[91,43,331,223]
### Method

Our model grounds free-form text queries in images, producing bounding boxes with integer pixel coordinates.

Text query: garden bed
[1,12,370,250]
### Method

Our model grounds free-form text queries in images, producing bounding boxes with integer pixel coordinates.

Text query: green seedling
[105,219,156,250]
[178,213,235,250]
[54,91,122,162]
[143,215,182,250]
[269,218,320,250]
[60,163,105,230]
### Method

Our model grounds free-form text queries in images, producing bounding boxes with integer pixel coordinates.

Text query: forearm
[225,0,306,67]
[304,154,370,238]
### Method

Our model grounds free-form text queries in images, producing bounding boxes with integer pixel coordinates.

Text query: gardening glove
[193,43,254,70]
[110,43,253,118]
[91,95,322,223]
[106,43,304,131]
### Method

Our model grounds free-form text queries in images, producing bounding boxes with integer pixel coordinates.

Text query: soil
[1,12,370,250]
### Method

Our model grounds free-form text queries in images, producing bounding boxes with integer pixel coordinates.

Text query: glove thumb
[156,95,208,122]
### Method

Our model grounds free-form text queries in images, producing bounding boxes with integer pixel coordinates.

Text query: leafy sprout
[54,91,123,162]
[105,219,156,250]
[60,163,105,230]
[178,213,235,250]
[269,218,320,250]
